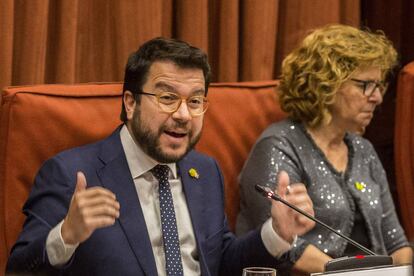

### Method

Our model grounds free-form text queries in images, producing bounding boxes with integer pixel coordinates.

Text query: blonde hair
[279,24,398,127]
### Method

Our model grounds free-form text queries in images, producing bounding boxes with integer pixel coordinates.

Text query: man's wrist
[61,219,78,245]
[261,218,294,258]
[271,218,295,243]
[46,220,79,266]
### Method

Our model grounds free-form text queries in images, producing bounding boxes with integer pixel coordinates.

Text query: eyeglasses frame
[135,91,209,117]
[350,78,388,97]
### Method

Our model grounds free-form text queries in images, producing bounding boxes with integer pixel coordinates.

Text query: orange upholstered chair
[395,61,414,242]
[0,81,286,272]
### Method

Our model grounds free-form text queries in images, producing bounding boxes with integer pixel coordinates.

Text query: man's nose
[172,99,192,121]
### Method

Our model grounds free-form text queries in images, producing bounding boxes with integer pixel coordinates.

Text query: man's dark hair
[120,37,211,122]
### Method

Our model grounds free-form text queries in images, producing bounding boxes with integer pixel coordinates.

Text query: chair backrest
[395,61,414,241]
[0,81,286,271]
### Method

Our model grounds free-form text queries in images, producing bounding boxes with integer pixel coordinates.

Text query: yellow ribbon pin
[189,168,199,179]
[354,181,366,192]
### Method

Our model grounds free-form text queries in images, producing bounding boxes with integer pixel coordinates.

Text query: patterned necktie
[151,165,184,276]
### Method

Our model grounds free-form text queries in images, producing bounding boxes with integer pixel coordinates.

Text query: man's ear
[123,91,136,121]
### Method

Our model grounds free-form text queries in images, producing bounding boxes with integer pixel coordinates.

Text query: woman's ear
[123,91,136,121]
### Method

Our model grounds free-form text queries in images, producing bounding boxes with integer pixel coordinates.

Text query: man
[6,37,315,275]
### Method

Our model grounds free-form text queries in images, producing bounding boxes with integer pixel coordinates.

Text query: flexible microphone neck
[255,184,377,256]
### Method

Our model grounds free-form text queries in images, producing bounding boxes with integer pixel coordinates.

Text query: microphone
[255,184,393,271]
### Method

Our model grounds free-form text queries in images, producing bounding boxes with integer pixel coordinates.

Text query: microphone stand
[255,184,393,272]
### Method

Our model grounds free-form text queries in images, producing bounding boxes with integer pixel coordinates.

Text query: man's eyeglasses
[350,78,388,97]
[136,91,209,117]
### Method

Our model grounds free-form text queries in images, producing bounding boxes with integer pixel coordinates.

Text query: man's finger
[276,170,290,198]
[75,171,88,193]
[287,183,307,194]
[286,193,312,206]
[78,187,118,200]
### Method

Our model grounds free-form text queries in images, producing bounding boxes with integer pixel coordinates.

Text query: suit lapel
[97,129,158,276]
[178,157,207,238]
[178,155,211,275]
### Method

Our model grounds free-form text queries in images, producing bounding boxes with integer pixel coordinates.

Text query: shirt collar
[120,125,177,179]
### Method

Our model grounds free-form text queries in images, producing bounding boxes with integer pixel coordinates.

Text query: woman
[236,24,413,275]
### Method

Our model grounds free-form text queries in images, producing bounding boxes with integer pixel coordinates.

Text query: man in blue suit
[6,37,315,275]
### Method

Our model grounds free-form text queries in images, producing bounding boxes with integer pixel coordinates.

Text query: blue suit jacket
[7,128,286,275]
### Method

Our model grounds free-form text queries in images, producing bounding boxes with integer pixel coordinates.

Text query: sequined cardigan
[236,119,409,268]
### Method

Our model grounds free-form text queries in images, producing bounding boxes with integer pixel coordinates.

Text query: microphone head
[255,184,282,202]
[254,184,268,196]
[255,184,275,196]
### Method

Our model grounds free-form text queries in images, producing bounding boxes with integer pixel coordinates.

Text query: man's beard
[130,107,201,163]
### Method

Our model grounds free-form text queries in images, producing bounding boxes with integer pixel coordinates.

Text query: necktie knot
[152,164,170,182]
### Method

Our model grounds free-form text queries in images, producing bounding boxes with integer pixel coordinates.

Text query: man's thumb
[75,171,87,193]
[277,170,290,198]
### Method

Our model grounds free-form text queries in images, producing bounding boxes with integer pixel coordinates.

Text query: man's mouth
[164,130,187,138]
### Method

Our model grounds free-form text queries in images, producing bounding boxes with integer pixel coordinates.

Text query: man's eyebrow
[154,82,176,91]
[192,89,206,96]
[154,82,206,95]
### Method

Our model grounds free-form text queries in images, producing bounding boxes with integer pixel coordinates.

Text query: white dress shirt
[46,125,292,273]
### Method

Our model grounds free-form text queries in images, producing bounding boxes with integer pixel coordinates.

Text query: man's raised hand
[61,172,120,245]
[270,171,315,243]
